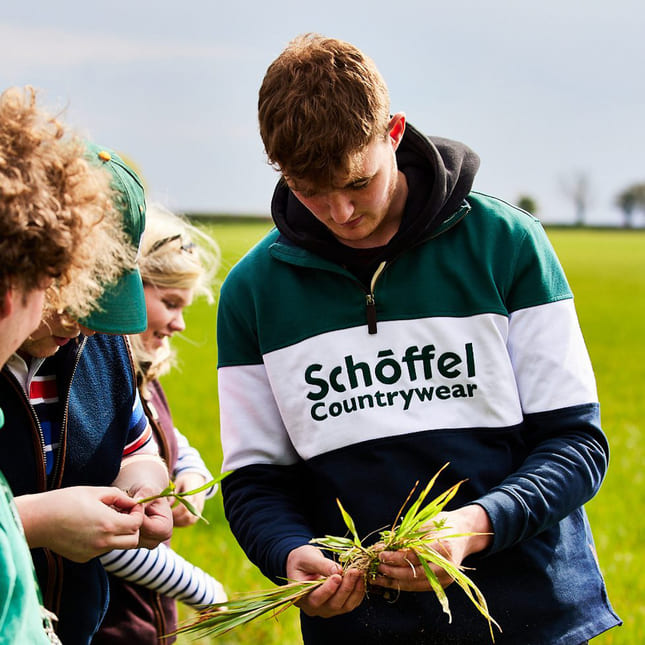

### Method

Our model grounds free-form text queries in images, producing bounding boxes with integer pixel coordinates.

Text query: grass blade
[174,463,500,642]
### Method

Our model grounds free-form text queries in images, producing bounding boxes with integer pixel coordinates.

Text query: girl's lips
[53,336,72,347]
[149,334,166,348]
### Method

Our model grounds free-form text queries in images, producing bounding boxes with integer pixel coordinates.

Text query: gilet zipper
[51,336,87,488]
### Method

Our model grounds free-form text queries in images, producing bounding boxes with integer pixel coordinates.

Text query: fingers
[287,544,342,580]
[373,549,453,591]
[298,569,365,618]
[127,483,157,501]
[172,504,198,527]
[98,486,140,511]
[187,492,206,514]
[95,486,145,536]
[286,545,365,618]
[138,498,173,547]
[111,504,145,536]
[98,532,141,552]
[378,549,420,567]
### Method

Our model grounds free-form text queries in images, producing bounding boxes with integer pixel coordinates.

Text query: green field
[165,222,644,644]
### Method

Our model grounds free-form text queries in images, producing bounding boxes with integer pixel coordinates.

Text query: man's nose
[327,192,355,223]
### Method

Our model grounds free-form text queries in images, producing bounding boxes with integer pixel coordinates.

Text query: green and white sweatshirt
[217,126,620,644]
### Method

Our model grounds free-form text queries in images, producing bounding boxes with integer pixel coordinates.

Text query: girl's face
[140,284,194,352]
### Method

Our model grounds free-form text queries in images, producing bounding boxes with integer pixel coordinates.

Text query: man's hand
[371,504,493,592]
[16,486,144,562]
[286,544,364,618]
[172,472,208,527]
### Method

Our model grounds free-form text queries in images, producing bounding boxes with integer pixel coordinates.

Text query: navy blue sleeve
[476,403,609,554]
[222,462,316,584]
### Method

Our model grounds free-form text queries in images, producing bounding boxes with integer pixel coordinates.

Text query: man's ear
[0,289,13,320]
[388,112,406,149]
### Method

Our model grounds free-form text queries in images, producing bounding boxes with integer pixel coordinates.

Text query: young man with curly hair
[0,86,173,644]
[0,84,132,644]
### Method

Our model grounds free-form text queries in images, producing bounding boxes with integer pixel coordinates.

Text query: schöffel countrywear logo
[304,343,478,421]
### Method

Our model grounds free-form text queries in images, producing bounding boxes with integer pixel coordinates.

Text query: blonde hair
[258,33,391,187]
[130,202,220,385]
[0,86,133,316]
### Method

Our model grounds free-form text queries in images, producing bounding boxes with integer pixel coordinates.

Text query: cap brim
[80,268,147,334]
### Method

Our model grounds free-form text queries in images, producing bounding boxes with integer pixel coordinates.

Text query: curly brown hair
[0,86,127,312]
[258,33,391,187]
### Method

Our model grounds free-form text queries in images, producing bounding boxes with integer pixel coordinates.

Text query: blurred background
[2,0,644,225]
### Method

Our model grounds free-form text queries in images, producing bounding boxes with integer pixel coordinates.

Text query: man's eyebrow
[343,174,372,189]
[288,171,373,193]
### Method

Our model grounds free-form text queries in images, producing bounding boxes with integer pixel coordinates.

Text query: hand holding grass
[373,504,493,592]
[311,464,499,637]
[135,471,229,524]
[173,463,500,641]
[286,544,364,618]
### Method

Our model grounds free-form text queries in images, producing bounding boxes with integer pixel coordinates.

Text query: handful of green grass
[136,471,230,524]
[173,464,500,641]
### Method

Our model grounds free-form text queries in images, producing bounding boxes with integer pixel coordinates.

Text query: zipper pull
[366,293,377,334]
[365,260,386,335]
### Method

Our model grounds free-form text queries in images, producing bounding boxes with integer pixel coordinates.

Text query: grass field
[164,221,644,644]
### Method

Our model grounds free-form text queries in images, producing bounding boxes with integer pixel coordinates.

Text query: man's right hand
[15,486,144,562]
[286,544,365,617]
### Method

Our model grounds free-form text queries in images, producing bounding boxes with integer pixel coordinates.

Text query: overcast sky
[2,1,644,224]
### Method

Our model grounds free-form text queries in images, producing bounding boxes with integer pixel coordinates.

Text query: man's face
[19,311,95,359]
[287,115,408,249]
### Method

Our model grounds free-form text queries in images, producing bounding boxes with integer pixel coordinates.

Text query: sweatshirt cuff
[266,535,314,585]
[476,488,529,555]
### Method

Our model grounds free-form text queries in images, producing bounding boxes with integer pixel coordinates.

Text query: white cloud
[0,22,246,71]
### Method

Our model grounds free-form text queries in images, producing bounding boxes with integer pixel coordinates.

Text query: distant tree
[561,171,592,226]
[615,182,645,228]
[516,194,538,214]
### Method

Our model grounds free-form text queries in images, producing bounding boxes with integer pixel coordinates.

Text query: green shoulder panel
[465,192,572,312]
[217,195,572,364]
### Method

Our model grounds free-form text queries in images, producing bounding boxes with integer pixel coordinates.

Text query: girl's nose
[169,312,186,333]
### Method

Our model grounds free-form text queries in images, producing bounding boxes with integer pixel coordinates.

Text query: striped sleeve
[173,429,216,499]
[122,390,157,457]
[100,544,227,606]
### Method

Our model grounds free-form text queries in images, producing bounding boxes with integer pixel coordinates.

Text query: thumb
[314,551,342,577]
[101,487,140,511]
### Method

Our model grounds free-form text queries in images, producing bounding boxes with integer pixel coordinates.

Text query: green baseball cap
[81,142,147,334]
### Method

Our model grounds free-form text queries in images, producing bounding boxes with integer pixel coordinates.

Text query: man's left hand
[371,504,493,592]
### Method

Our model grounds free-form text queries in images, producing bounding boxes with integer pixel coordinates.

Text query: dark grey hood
[270,122,480,264]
